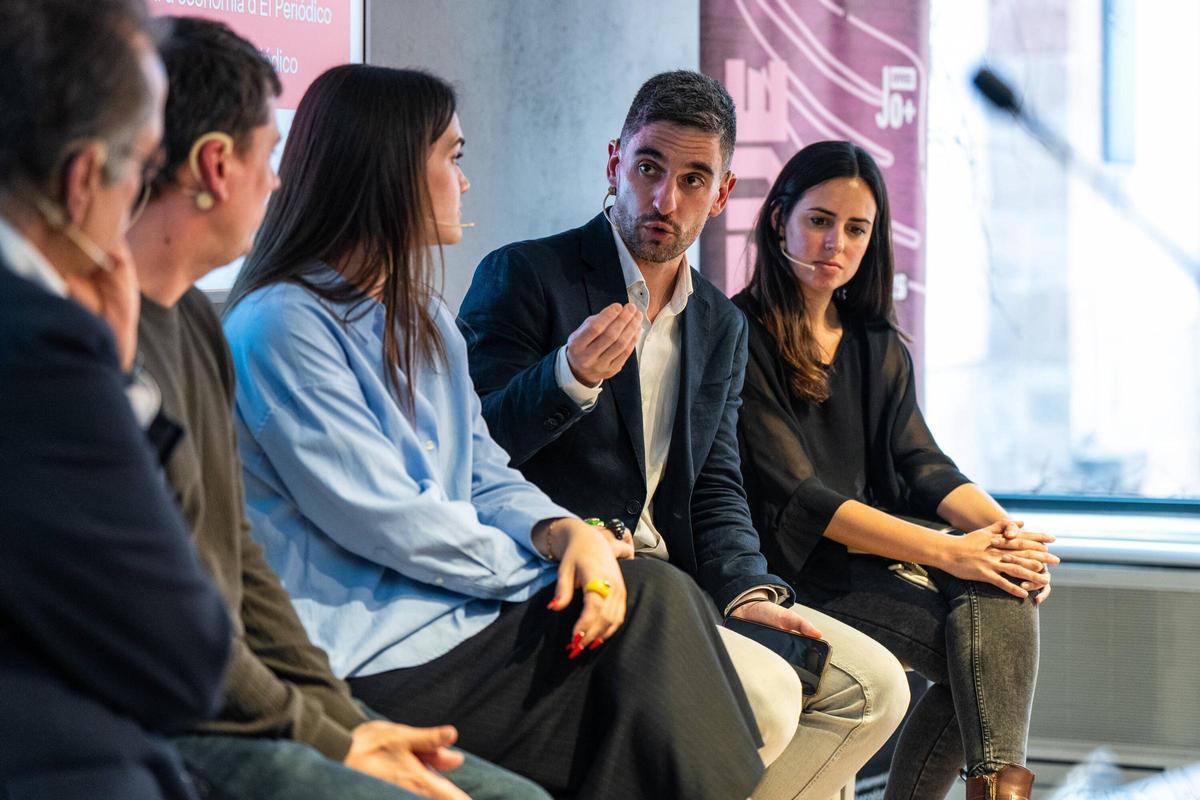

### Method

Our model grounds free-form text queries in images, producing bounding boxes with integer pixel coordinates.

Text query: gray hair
[0,0,156,194]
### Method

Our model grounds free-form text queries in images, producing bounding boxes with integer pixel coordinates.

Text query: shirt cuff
[723,584,792,617]
[554,346,602,410]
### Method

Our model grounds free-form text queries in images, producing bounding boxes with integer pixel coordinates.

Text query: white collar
[0,215,68,297]
[607,213,693,316]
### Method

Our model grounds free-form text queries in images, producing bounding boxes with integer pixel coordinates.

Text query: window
[924,0,1200,500]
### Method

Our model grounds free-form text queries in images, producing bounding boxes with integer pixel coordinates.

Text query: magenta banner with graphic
[701,0,929,370]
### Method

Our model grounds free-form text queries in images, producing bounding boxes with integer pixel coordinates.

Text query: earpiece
[187,131,234,212]
[31,195,112,272]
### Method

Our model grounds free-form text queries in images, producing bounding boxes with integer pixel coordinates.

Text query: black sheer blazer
[732,291,970,593]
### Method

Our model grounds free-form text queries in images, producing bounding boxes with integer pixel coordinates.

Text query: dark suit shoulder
[729,287,756,316]
[476,216,598,279]
[0,267,116,369]
[469,238,567,313]
[692,269,736,305]
[463,217,612,336]
[690,270,747,335]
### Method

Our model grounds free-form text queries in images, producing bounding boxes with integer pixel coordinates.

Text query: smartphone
[724,617,832,696]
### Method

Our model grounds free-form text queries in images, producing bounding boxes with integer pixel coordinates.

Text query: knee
[966,580,1041,646]
[865,651,910,736]
[821,634,910,738]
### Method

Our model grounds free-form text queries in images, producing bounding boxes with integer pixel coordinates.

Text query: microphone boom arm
[974,66,1200,288]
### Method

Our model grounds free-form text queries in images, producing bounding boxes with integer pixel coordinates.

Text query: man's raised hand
[565,302,642,387]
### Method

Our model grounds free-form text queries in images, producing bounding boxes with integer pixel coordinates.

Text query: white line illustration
[728,0,928,251]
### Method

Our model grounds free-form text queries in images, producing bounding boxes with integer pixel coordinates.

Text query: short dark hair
[0,0,155,193]
[619,70,737,170]
[151,16,281,197]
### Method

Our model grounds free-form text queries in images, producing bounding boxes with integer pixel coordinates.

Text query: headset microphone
[780,246,817,272]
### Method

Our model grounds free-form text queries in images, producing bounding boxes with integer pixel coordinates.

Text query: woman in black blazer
[733,140,1056,800]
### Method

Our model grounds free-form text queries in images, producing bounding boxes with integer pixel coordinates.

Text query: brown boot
[965,764,1036,800]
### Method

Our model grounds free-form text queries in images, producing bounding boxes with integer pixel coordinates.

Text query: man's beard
[613,206,700,264]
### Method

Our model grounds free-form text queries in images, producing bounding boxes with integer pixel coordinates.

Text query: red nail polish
[567,645,583,660]
[546,598,558,610]
[588,639,604,650]
[571,632,583,645]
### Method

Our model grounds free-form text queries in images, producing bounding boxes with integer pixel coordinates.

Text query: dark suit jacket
[0,263,232,800]
[459,213,789,612]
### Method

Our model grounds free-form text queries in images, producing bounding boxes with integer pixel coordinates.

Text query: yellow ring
[583,578,612,599]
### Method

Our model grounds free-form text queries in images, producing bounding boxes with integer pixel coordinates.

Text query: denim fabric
[173,734,550,800]
[798,554,1039,800]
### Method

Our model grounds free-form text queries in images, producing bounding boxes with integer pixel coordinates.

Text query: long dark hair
[746,140,898,403]
[226,64,455,406]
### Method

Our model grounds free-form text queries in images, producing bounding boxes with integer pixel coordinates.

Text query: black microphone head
[973,66,1021,114]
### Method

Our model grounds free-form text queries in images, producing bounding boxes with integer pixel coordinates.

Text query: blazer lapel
[579,213,646,484]
[671,282,711,486]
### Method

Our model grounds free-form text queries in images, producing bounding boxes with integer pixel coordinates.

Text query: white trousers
[718,604,910,800]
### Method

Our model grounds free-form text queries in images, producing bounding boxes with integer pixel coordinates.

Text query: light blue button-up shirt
[223,267,566,678]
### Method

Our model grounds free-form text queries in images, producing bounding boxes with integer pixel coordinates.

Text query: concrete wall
[367,0,699,310]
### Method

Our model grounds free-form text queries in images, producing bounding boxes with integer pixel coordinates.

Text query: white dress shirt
[0,215,68,297]
[555,219,690,558]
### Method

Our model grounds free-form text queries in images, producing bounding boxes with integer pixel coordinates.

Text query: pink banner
[148,0,359,109]
[701,0,929,370]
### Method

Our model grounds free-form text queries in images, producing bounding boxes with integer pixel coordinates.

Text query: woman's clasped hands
[942,520,1059,604]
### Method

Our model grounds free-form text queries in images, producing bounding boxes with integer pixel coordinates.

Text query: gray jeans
[799,554,1040,800]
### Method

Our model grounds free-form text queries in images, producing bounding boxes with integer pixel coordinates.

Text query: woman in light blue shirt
[223,64,765,800]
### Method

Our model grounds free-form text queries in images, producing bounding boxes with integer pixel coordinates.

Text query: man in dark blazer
[461,70,802,631]
[461,202,784,616]
[0,2,232,798]
[460,71,910,797]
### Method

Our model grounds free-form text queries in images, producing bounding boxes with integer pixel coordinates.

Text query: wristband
[583,517,626,540]
[725,596,771,616]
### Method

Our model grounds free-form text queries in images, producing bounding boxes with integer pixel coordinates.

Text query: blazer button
[544,417,560,431]
[624,500,641,516]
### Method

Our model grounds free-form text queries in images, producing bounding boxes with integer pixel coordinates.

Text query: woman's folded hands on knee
[939,521,1059,602]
